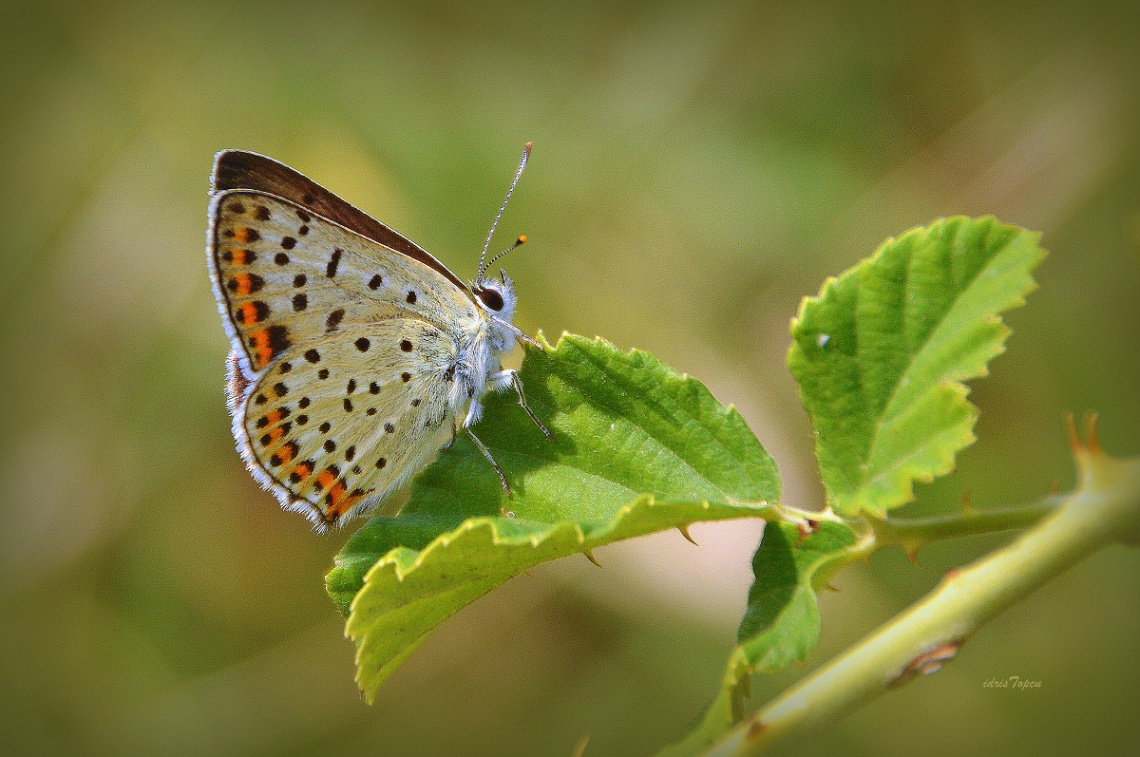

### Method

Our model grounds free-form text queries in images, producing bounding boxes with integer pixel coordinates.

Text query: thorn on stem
[583,549,601,567]
[746,719,768,740]
[1064,412,1080,452]
[571,734,590,757]
[1066,411,1105,477]
[905,543,921,565]
[677,525,698,545]
[1083,412,1102,454]
[960,491,973,514]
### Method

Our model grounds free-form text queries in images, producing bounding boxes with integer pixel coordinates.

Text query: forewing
[233,319,458,528]
[211,149,470,292]
[208,190,478,373]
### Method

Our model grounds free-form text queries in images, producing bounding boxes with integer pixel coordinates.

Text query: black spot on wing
[326,248,342,278]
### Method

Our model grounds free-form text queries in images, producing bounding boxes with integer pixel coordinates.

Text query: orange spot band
[237,302,262,326]
[316,470,337,491]
[247,329,273,367]
[326,483,361,517]
[276,441,297,464]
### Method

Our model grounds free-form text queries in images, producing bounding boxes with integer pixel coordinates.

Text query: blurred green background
[1,1,1138,755]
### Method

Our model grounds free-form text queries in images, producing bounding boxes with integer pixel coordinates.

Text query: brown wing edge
[211,149,471,294]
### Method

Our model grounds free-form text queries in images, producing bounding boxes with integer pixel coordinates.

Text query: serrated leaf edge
[333,328,781,610]
[791,217,1046,515]
[347,493,778,700]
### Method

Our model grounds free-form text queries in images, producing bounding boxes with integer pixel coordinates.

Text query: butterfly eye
[478,287,505,312]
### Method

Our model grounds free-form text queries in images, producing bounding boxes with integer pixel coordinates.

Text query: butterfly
[207,144,551,530]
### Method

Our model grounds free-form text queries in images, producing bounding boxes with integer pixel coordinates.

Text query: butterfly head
[473,269,517,323]
[473,231,526,327]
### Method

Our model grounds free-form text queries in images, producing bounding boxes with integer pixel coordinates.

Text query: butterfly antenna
[486,235,527,270]
[478,142,531,280]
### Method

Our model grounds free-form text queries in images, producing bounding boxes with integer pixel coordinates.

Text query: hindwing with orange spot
[225,318,458,528]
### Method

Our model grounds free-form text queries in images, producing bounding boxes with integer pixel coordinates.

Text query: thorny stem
[702,427,1140,757]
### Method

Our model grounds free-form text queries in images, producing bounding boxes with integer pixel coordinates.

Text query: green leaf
[788,217,1045,516]
[659,520,861,756]
[327,333,781,701]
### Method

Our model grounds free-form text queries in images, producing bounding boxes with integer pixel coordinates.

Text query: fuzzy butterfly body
[207,148,547,529]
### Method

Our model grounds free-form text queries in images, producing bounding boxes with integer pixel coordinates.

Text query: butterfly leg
[442,421,458,450]
[466,427,510,494]
[490,369,553,439]
[493,319,543,351]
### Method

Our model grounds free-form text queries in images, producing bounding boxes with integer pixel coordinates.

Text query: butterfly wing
[233,319,458,527]
[207,174,484,528]
[211,150,471,293]
[208,190,478,374]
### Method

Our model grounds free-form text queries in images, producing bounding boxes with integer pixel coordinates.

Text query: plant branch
[701,431,1140,757]
[868,496,1063,560]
